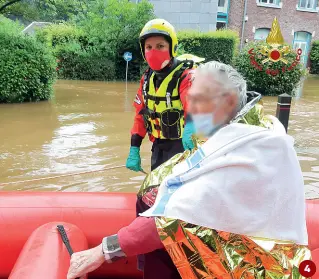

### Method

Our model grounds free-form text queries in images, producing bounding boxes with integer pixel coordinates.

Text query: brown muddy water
[0,77,318,198]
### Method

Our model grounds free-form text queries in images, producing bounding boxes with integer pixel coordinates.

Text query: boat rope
[0,165,126,186]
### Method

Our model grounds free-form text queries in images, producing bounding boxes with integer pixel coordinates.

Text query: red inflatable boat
[0,192,318,279]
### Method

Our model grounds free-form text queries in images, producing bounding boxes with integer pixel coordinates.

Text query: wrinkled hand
[182,121,195,150]
[126,146,142,172]
[67,244,105,279]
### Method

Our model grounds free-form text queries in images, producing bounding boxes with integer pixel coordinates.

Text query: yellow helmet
[139,18,178,60]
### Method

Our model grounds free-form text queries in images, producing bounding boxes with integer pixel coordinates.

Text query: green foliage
[177,29,240,65]
[234,41,305,96]
[37,23,115,81]
[310,40,319,75]
[0,0,87,23]
[0,20,56,103]
[55,43,116,81]
[35,22,86,47]
[0,14,23,33]
[77,0,155,81]
[34,0,155,81]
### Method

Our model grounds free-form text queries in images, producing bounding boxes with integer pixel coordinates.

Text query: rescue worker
[125,18,197,174]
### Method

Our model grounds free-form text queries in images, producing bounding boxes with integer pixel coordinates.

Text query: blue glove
[182,121,195,150]
[126,146,142,172]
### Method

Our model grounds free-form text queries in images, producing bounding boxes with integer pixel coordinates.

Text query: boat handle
[57,225,79,279]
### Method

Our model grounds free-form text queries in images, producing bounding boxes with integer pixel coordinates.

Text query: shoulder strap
[165,60,194,107]
[168,60,194,93]
[142,67,153,105]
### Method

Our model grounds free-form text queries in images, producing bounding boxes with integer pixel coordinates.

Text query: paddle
[57,225,80,279]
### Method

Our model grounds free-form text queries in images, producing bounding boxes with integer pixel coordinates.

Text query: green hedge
[36,23,116,81]
[0,15,24,34]
[55,43,116,81]
[35,24,240,82]
[35,23,89,48]
[0,24,56,103]
[36,23,146,81]
[177,29,240,65]
[115,42,147,81]
[310,40,319,74]
[77,0,155,81]
[234,41,305,96]
[36,22,147,81]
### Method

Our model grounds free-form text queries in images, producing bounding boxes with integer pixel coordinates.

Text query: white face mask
[191,113,221,137]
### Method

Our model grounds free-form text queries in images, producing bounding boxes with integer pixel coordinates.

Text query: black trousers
[150,138,185,171]
[136,139,184,279]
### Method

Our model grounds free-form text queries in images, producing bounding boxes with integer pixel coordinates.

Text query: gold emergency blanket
[155,218,311,279]
[138,148,194,198]
[237,101,273,129]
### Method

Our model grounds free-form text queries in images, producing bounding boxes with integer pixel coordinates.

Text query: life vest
[140,60,195,139]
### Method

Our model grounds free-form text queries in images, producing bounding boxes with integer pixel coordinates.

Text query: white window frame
[218,0,226,7]
[218,0,228,13]
[296,0,319,12]
[256,0,282,9]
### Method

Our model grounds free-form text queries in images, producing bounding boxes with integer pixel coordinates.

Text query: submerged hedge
[35,23,240,81]
[310,40,319,74]
[177,29,240,65]
[0,20,56,103]
[35,23,115,81]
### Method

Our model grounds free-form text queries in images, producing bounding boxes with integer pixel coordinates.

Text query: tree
[0,0,87,23]
[77,0,155,79]
[78,0,153,46]
[0,0,22,13]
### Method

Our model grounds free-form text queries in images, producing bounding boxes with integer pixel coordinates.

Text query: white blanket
[141,116,308,245]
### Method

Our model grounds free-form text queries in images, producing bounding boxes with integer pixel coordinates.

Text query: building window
[218,0,225,7]
[260,0,276,4]
[297,0,318,11]
[257,0,282,8]
[217,0,229,26]
[218,0,228,13]
[254,28,270,41]
[293,31,312,68]
[217,22,227,30]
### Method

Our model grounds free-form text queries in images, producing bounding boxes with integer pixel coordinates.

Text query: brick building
[228,0,319,66]
[136,0,318,66]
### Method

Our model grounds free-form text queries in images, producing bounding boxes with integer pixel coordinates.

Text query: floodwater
[0,77,318,198]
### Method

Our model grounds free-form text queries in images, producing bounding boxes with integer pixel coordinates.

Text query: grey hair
[195,61,247,111]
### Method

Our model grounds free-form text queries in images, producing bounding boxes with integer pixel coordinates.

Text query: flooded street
[0,77,318,198]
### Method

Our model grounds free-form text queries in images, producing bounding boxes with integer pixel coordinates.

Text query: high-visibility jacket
[131,60,195,141]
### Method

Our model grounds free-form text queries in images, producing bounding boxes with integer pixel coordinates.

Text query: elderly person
[67,61,310,279]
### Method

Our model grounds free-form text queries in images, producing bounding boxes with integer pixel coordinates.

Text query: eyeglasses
[186,92,228,105]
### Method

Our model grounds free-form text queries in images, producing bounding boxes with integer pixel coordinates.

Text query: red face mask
[145,49,171,71]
